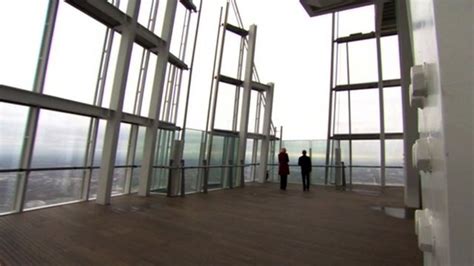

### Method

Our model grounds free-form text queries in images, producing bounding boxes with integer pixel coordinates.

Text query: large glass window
[182,129,204,193]
[43,1,107,104]
[384,87,403,133]
[151,129,174,192]
[334,91,349,134]
[31,110,90,168]
[348,39,378,84]
[0,173,18,214]
[215,83,239,131]
[310,140,327,185]
[381,36,401,80]
[208,136,224,188]
[385,140,404,186]
[0,103,28,169]
[25,169,83,210]
[0,0,48,90]
[337,5,375,38]
[351,140,381,185]
[123,44,145,114]
[350,90,380,133]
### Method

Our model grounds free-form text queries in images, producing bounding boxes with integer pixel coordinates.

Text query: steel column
[138,0,178,197]
[375,2,386,188]
[96,0,140,205]
[257,83,274,183]
[396,0,420,207]
[237,24,257,187]
[324,13,336,185]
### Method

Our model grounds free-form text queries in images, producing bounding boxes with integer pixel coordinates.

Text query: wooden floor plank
[0,183,422,265]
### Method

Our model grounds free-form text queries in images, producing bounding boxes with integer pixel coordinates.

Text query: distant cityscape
[0,143,403,214]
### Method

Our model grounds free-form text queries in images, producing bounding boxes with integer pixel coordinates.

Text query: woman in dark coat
[278,148,290,190]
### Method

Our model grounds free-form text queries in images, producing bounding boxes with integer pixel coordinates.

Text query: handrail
[0,162,402,174]
[266,163,403,169]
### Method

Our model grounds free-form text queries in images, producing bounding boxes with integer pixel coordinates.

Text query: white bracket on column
[409,64,428,109]
[412,137,432,173]
[415,209,434,253]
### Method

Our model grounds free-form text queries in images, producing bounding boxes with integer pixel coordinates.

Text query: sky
[0,0,399,143]
[185,0,334,140]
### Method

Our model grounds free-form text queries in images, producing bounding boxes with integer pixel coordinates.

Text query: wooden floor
[0,183,422,266]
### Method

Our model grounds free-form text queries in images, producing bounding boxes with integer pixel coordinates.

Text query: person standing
[298,150,312,191]
[278,148,290,190]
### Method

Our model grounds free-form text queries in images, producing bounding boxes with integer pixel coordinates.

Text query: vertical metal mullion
[324,13,336,185]
[200,7,223,192]
[375,4,386,188]
[232,38,245,131]
[124,126,138,194]
[257,84,274,183]
[15,0,59,212]
[346,42,353,187]
[181,0,203,141]
[171,9,193,125]
[205,3,229,177]
[82,26,116,200]
[171,69,183,124]
[162,65,175,121]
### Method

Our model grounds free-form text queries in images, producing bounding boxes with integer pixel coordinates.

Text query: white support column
[14,0,59,212]
[257,83,274,183]
[96,1,140,205]
[396,0,420,208]
[139,0,178,197]
[375,1,386,188]
[237,24,257,187]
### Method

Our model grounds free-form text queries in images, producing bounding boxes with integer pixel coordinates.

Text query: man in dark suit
[298,150,312,191]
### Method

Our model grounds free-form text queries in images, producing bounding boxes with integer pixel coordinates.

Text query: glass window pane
[101,34,123,109]
[140,53,158,117]
[0,173,18,213]
[25,170,83,209]
[43,2,107,104]
[337,5,375,38]
[385,140,404,186]
[384,87,403,133]
[183,129,203,193]
[0,1,48,90]
[386,140,403,167]
[334,91,349,134]
[169,5,189,58]
[215,83,239,131]
[220,31,244,79]
[351,90,380,133]
[310,140,327,185]
[31,110,90,168]
[348,39,378,84]
[115,123,131,165]
[151,129,174,192]
[381,36,401,80]
[112,168,127,195]
[244,139,254,182]
[89,170,99,200]
[209,136,224,187]
[123,44,145,114]
[0,103,28,169]
[351,140,381,185]
[93,119,107,167]
[282,140,312,184]
[336,43,348,86]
